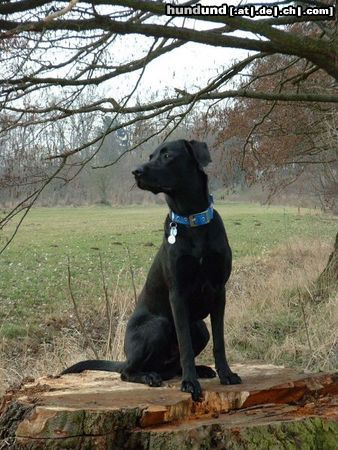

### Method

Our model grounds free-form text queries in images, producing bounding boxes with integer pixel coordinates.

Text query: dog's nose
[132,167,144,178]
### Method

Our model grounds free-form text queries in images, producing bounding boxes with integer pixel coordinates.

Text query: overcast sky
[105,0,255,100]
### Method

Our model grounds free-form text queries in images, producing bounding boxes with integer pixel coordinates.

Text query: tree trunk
[317,231,338,291]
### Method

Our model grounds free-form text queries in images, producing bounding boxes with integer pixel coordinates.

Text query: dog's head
[132,140,211,194]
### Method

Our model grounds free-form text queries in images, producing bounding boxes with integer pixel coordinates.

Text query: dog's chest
[183,255,225,320]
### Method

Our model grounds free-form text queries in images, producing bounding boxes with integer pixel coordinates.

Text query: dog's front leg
[210,288,242,385]
[169,289,202,401]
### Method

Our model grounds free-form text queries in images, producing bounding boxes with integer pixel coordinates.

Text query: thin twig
[299,289,313,357]
[67,255,99,359]
[106,266,124,358]
[98,251,111,325]
[124,245,137,305]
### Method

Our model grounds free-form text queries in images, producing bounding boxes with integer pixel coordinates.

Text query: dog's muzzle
[132,167,144,180]
[132,165,172,194]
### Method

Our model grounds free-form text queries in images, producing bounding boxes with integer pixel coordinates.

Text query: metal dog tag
[168,234,176,244]
[168,222,177,245]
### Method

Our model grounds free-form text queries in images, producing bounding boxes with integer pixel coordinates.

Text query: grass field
[0,203,337,390]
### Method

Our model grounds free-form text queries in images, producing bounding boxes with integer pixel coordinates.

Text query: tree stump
[1,364,337,449]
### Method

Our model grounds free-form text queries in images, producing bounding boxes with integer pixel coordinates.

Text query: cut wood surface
[0,363,337,449]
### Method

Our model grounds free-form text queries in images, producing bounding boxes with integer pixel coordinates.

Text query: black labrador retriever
[61,139,241,400]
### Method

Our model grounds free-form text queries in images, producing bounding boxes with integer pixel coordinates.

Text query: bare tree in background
[0,0,337,254]
[193,52,337,210]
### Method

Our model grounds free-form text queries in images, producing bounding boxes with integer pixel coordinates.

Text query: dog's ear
[186,140,211,169]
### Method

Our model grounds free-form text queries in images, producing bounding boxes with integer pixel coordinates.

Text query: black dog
[61,139,241,400]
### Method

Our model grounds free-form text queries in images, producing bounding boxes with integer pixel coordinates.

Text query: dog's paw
[196,365,217,379]
[181,379,203,401]
[219,371,242,385]
[144,372,163,387]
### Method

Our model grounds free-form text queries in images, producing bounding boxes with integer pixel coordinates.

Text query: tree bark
[318,231,338,289]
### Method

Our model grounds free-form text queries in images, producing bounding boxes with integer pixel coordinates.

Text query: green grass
[0,203,337,339]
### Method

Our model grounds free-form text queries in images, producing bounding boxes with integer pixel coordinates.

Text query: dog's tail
[60,360,126,375]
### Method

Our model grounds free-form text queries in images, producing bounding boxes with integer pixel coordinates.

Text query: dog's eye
[163,153,169,159]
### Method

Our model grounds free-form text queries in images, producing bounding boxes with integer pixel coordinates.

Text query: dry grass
[0,276,136,396]
[1,237,337,396]
[225,237,337,371]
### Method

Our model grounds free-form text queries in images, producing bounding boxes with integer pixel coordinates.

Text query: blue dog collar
[170,195,214,227]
